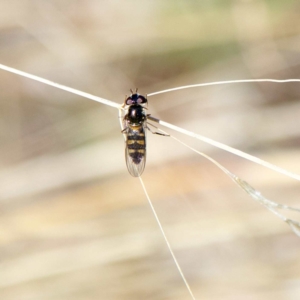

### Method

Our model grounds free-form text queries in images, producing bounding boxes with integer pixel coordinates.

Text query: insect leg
[146,122,169,136]
[121,127,128,133]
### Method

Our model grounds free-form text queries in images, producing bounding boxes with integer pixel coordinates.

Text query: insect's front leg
[121,115,129,133]
[121,122,128,133]
[121,127,128,133]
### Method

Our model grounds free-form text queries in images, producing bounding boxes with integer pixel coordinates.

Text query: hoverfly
[122,89,166,177]
[122,89,148,177]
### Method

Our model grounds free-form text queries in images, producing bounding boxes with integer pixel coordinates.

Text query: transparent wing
[125,125,147,177]
[125,147,146,177]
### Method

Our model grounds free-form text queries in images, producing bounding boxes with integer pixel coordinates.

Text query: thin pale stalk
[148,123,300,236]
[0,63,121,109]
[147,116,300,182]
[139,176,196,300]
[147,79,300,96]
[1,63,299,180]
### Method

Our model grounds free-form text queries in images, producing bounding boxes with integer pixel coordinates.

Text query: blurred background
[0,1,300,299]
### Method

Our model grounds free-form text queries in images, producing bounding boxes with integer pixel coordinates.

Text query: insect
[122,89,148,177]
[122,89,166,177]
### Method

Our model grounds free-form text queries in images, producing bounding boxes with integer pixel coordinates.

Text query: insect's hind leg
[146,122,169,136]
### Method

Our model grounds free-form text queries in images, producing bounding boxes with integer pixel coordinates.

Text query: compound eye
[137,96,147,104]
[126,99,134,105]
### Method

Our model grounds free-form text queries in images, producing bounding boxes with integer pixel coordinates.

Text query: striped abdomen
[127,126,146,164]
[125,124,147,177]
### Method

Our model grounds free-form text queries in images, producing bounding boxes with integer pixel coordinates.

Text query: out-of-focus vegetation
[0,1,300,300]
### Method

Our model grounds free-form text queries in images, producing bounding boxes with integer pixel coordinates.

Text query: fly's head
[124,89,147,107]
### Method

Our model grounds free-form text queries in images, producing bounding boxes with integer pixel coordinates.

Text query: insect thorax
[126,105,146,125]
